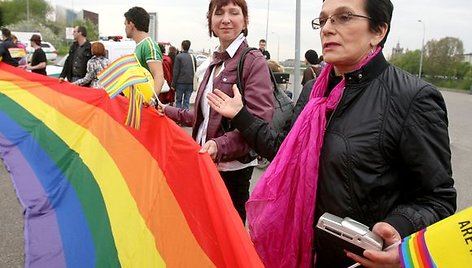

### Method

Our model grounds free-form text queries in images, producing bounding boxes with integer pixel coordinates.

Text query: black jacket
[0,38,19,67]
[231,78,315,161]
[314,52,456,267]
[172,51,195,85]
[233,52,456,267]
[60,40,92,81]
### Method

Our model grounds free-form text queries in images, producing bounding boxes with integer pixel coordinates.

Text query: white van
[100,40,136,62]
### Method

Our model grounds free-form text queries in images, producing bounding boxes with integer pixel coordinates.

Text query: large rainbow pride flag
[0,63,263,268]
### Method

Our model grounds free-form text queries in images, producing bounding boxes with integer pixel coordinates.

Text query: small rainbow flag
[97,54,155,129]
[0,63,263,268]
[400,206,472,268]
[8,47,27,58]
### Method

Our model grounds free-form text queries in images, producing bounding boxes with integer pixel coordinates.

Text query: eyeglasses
[312,12,372,30]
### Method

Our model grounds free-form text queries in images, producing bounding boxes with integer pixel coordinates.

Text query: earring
[369,44,376,55]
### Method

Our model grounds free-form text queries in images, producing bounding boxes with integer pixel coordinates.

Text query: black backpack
[237,47,294,133]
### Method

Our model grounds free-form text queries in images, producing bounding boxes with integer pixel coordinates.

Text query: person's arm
[343,84,456,268]
[383,85,456,237]
[28,61,46,70]
[147,60,165,96]
[172,55,180,87]
[208,78,314,161]
[162,104,194,127]
[73,60,94,86]
[59,45,74,80]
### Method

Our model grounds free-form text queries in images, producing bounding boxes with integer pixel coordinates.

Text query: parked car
[27,41,58,62]
[46,55,67,78]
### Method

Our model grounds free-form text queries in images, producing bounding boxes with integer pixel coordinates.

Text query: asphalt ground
[1,89,471,267]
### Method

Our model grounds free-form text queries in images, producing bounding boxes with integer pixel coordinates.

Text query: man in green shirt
[124,6,165,97]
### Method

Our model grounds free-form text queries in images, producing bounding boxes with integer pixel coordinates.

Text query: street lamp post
[265,0,270,43]
[271,32,280,61]
[418,20,425,78]
[293,0,301,100]
[26,0,30,31]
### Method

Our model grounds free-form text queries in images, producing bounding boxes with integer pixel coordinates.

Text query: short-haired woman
[73,42,109,88]
[209,0,457,266]
[158,0,274,223]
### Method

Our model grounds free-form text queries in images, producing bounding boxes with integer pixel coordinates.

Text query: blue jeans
[175,83,193,110]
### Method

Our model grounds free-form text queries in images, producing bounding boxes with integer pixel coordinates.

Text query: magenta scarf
[246,47,381,268]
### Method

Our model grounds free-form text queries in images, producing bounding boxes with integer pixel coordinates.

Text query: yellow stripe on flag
[0,81,165,267]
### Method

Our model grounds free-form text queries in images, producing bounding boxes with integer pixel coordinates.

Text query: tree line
[390,37,472,91]
[0,0,98,54]
[2,0,471,91]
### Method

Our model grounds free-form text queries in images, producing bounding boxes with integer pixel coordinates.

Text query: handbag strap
[237,47,278,104]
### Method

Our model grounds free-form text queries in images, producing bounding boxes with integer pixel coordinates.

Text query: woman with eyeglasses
[158,0,274,223]
[208,0,456,267]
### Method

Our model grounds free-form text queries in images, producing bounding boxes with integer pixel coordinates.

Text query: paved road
[1,90,471,267]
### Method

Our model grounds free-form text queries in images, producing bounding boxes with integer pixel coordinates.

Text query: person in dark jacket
[0,28,19,67]
[209,0,456,267]
[59,26,92,83]
[301,49,321,86]
[158,0,274,223]
[172,40,196,109]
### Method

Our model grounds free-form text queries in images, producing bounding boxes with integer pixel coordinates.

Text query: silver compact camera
[316,212,383,255]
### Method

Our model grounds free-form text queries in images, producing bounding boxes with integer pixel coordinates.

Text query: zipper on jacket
[323,86,370,223]
[325,87,345,131]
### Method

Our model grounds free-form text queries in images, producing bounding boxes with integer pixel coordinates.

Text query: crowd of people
[1,0,457,267]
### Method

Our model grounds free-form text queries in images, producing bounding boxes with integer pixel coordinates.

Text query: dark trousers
[219,166,254,223]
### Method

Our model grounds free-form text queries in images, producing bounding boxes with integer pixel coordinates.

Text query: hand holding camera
[316,213,401,267]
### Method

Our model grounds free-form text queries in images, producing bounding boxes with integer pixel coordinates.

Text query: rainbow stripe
[0,63,263,268]
[400,229,437,268]
[97,54,140,90]
[8,47,27,58]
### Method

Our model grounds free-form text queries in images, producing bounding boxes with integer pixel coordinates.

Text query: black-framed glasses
[312,12,372,29]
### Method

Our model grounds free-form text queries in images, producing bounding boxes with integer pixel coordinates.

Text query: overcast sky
[48,0,472,61]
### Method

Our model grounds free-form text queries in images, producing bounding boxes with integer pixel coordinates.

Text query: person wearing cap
[20,34,47,75]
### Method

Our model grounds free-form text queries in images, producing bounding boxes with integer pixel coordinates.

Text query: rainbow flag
[8,47,27,58]
[97,54,155,129]
[0,63,263,268]
[97,54,151,99]
[400,207,472,267]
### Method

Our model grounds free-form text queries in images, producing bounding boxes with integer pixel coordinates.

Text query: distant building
[281,59,295,67]
[78,10,99,26]
[391,42,404,57]
[462,53,472,64]
[148,12,158,43]
[52,5,99,32]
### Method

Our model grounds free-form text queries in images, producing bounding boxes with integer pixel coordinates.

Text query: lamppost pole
[265,0,270,43]
[26,0,30,30]
[271,32,280,61]
[293,0,301,100]
[418,20,425,78]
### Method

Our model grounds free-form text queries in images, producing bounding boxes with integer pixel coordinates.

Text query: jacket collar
[343,51,389,85]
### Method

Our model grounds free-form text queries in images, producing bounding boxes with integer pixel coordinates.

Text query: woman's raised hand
[207,84,244,119]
